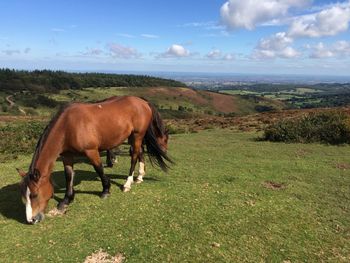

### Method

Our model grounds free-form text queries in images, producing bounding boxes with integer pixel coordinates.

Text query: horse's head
[18,168,53,224]
[157,129,169,152]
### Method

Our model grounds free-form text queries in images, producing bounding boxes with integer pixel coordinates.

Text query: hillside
[0,86,284,117]
[0,69,185,92]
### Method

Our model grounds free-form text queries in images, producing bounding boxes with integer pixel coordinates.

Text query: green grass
[0,130,349,262]
[219,90,259,95]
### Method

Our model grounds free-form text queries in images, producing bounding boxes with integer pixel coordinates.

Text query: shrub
[263,111,350,144]
[255,105,275,112]
[165,124,187,134]
[0,121,47,158]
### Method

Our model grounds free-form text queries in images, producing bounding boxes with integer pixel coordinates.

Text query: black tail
[144,103,173,172]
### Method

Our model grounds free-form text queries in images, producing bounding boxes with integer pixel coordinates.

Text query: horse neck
[35,127,64,179]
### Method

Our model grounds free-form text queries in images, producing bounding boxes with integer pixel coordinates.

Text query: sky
[0,0,350,76]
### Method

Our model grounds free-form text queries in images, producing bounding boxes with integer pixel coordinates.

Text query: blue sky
[1,0,350,75]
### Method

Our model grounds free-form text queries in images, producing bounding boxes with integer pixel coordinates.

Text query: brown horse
[18,96,171,224]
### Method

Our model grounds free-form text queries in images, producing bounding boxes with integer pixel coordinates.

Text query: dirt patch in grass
[295,149,312,158]
[47,208,66,217]
[84,249,124,263]
[263,181,286,190]
[335,163,350,170]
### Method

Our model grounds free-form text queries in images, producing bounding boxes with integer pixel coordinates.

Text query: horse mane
[28,104,70,174]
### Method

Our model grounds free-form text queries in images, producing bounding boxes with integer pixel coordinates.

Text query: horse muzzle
[28,213,45,224]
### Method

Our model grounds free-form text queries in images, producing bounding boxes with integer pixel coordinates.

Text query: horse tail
[143,103,173,172]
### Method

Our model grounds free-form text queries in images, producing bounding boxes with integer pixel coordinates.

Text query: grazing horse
[18,96,171,224]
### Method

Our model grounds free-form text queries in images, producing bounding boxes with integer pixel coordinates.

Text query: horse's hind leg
[85,149,111,198]
[135,146,146,184]
[106,149,117,168]
[58,154,75,210]
[123,135,143,192]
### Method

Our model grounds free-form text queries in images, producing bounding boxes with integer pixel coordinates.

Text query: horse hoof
[100,192,110,199]
[123,187,131,192]
[57,202,68,211]
[135,179,143,184]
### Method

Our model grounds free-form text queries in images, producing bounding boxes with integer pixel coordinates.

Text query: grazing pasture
[0,129,349,262]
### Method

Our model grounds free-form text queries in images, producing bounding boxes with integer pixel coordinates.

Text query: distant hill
[0,68,186,93]
[0,86,284,117]
[0,69,284,117]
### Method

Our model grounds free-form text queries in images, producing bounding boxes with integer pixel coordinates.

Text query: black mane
[28,104,70,174]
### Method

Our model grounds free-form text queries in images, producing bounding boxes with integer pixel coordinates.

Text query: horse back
[61,96,152,152]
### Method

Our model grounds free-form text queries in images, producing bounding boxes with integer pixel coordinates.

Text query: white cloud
[309,43,334,58]
[51,28,65,32]
[220,0,310,30]
[309,41,350,58]
[158,44,190,58]
[24,48,31,54]
[107,43,141,59]
[289,4,350,37]
[334,40,350,55]
[206,49,235,60]
[2,49,21,56]
[206,49,222,59]
[223,53,235,61]
[253,32,300,59]
[82,48,104,56]
[116,33,136,38]
[141,34,159,39]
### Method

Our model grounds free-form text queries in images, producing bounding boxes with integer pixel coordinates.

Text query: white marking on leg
[136,162,145,183]
[25,187,33,223]
[69,171,75,195]
[124,172,134,191]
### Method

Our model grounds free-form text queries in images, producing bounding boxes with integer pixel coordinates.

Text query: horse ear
[30,169,41,182]
[16,168,27,178]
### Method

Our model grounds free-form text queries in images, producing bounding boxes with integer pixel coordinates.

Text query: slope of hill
[0,69,185,92]
[0,86,284,117]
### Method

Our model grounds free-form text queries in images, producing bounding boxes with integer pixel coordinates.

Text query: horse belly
[98,123,132,150]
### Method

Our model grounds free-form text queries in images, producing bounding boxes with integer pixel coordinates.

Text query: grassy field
[0,130,349,262]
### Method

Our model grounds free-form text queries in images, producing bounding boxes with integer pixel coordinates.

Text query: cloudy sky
[1,0,350,75]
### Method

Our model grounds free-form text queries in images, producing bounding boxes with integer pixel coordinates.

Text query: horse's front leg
[123,137,142,192]
[85,149,111,199]
[58,155,75,211]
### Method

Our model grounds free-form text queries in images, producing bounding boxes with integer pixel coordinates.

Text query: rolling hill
[0,86,285,118]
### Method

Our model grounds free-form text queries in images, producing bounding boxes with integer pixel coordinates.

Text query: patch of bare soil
[335,163,350,170]
[295,149,312,158]
[263,181,286,190]
[47,208,66,217]
[84,249,124,263]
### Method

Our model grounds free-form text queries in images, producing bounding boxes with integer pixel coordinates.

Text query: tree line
[0,68,185,93]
